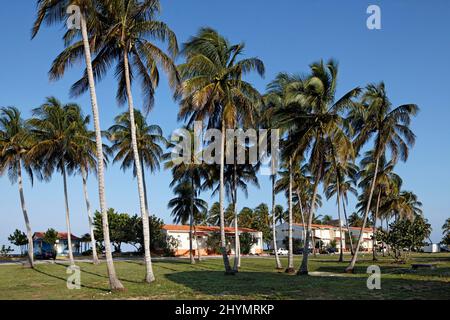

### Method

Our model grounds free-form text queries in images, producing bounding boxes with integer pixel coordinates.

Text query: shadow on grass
[51,262,144,285]
[165,270,450,299]
[165,270,363,299]
[315,264,450,277]
[33,267,110,292]
[315,264,403,274]
[411,256,450,262]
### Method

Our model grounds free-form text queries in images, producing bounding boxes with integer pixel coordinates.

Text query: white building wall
[164,229,264,255]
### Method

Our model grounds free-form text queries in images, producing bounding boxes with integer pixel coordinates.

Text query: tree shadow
[411,256,450,263]
[33,267,110,292]
[314,264,402,274]
[165,270,450,299]
[51,262,143,284]
[315,264,450,277]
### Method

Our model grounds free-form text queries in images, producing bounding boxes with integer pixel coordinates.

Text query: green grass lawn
[0,253,449,300]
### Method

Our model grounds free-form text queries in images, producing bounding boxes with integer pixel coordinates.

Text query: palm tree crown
[168,182,208,225]
[69,0,179,111]
[108,109,166,175]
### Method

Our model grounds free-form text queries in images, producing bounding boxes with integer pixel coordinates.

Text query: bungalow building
[33,232,81,258]
[275,222,374,253]
[162,225,264,257]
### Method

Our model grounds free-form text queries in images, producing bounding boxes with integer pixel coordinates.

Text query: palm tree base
[285,268,296,274]
[345,267,355,274]
[224,270,236,276]
[296,270,308,276]
[112,287,126,292]
[22,260,34,269]
[110,282,126,291]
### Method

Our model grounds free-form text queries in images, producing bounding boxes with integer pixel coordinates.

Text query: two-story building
[162,225,264,257]
[275,222,374,253]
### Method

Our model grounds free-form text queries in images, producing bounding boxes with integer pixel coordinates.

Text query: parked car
[273,248,289,255]
[326,247,337,254]
[36,250,56,260]
[295,248,313,255]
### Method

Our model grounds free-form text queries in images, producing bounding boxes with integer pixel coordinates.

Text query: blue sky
[1,0,449,249]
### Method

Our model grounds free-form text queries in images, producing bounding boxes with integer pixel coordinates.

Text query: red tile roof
[292,223,373,233]
[293,223,339,230]
[33,232,80,241]
[163,225,258,233]
[349,226,374,232]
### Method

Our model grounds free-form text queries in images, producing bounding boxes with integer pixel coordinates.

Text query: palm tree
[274,205,287,225]
[165,128,209,264]
[442,218,450,237]
[266,72,304,273]
[275,60,360,275]
[67,0,179,283]
[276,163,312,241]
[348,212,364,227]
[177,28,264,274]
[321,215,333,225]
[271,170,283,270]
[346,82,418,272]
[324,149,358,261]
[69,113,110,265]
[207,159,259,271]
[32,0,124,290]
[357,152,401,260]
[380,189,423,222]
[168,181,208,259]
[262,83,288,270]
[108,109,167,216]
[28,97,88,266]
[0,107,37,267]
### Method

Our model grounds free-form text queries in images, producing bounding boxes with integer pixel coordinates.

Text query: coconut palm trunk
[189,178,195,264]
[17,161,34,268]
[194,223,202,261]
[80,14,123,290]
[232,214,240,271]
[373,190,381,261]
[381,218,385,257]
[140,156,150,214]
[342,199,354,255]
[189,210,195,264]
[61,164,75,266]
[346,156,380,273]
[336,182,344,262]
[220,120,233,274]
[286,159,294,273]
[81,166,99,264]
[298,168,321,275]
[232,163,241,271]
[272,174,282,269]
[123,49,155,283]
[297,189,307,240]
[233,197,240,271]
